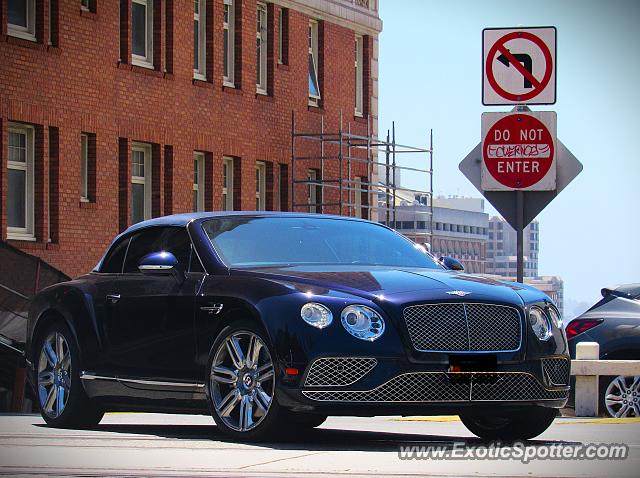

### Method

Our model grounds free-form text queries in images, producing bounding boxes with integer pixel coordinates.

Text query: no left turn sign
[483,27,556,105]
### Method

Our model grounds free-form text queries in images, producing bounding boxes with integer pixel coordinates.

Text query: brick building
[0,0,382,277]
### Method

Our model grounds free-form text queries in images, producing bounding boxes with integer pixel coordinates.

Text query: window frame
[354,34,364,117]
[7,0,37,41]
[193,152,205,212]
[80,133,89,202]
[308,20,321,105]
[222,156,234,211]
[131,0,154,69]
[256,2,268,94]
[131,142,153,224]
[307,169,318,213]
[255,161,266,211]
[6,124,35,241]
[193,0,207,80]
[278,8,283,64]
[223,0,235,87]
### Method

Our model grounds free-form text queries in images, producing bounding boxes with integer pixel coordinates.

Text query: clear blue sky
[378,0,640,309]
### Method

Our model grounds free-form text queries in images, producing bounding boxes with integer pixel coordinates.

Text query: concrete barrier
[570,341,640,417]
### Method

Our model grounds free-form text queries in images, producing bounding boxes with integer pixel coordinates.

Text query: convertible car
[26,213,569,440]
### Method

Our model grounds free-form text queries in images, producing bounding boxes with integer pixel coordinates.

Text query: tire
[205,320,284,441]
[600,375,640,418]
[34,321,104,429]
[460,406,557,440]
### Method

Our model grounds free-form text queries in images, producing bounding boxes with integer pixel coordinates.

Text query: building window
[278,8,288,65]
[81,0,96,12]
[354,34,364,116]
[131,143,152,224]
[7,124,35,240]
[256,2,268,94]
[193,0,207,79]
[132,0,154,68]
[80,134,89,201]
[308,169,321,213]
[193,152,205,212]
[8,0,36,41]
[308,20,320,105]
[223,0,235,86]
[222,157,234,211]
[255,161,266,211]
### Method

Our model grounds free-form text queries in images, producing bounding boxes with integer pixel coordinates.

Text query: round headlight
[340,305,385,341]
[547,306,562,328]
[529,306,552,341]
[300,303,333,329]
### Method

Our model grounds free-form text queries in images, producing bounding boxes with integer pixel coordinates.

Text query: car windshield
[203,216,442,269]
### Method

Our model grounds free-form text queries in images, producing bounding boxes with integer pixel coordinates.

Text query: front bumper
[277,356,570,414]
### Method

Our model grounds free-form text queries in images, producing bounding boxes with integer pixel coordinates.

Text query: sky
[377,0,640,311]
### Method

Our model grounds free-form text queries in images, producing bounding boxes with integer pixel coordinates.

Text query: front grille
[542,358,571,386]
[403,303,522,352]
[304,357,377,387]
[302,372,568,403]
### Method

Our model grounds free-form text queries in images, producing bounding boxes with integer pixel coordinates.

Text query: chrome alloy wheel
[37,332,71,419]
[604,375,640,418]
[210,332,275,432]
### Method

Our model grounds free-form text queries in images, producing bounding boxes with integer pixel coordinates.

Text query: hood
[238,265,530,304]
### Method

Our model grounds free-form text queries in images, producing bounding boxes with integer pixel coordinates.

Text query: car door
[103,226,201,382]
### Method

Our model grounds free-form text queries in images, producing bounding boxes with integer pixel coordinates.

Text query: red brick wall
[0,1,373,277]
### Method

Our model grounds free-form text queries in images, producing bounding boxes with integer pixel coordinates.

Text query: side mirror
[440,256,465,271]
[138,252,184,283]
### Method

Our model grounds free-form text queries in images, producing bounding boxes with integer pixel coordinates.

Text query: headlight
[300,303,333,329]
[340,305,385,341]
[529,306,552,341]
[547,306,562,328]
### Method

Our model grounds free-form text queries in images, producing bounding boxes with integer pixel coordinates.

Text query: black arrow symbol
[497,51,533,88]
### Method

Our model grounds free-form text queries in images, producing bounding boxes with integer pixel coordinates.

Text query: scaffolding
[291,111,434,241]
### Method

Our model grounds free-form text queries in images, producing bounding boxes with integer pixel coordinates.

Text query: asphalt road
[0,413,638,477]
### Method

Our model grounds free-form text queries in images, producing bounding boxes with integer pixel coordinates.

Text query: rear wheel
[460,406,556,440]
[36,321,103,428]
[601,375,640,418]
[206,321,283,441]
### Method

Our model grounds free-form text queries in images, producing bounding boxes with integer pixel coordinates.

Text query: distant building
[485,274,564,314]
[384,195,489,274]
[485,216,539,278]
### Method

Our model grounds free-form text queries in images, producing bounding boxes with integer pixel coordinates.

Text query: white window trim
[355,34,364,117]
[308,20,320,106]
[223,0,235,87]
[222,156,234,211]
[7,124,35,241]
[80,0,91,12]
[80,134,89,202]
[255,161,266,211]
[193,0,207,80]
[256,2,268,95]
[131,0,154,69]
[193,152,205,212]
[8,0,37,42]
[131,143,152,222]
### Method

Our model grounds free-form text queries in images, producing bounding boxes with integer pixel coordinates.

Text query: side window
[100,237,130,273]
[122,227,165,273]
[122,227,192,273]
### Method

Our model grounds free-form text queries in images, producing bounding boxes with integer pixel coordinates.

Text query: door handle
[106,294,121,304]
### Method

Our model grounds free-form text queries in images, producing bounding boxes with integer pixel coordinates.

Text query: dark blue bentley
[26,213,569,440]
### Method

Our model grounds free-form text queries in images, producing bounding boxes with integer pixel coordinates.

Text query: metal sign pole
[516,190,524,283]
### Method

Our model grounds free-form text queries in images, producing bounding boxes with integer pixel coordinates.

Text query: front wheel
[460,406,557,440]
[35,321,103,428]
[206,321,283,441]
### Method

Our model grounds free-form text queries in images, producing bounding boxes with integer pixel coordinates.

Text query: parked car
[566,284,640,417]
[26,213,569,440]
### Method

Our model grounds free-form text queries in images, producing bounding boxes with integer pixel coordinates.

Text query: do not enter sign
[481,111,557,191]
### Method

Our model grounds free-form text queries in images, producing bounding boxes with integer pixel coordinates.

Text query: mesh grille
[542,358,571,386]
[302,372,568,403]
[403,303,521,352]
[304,357,377,387]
